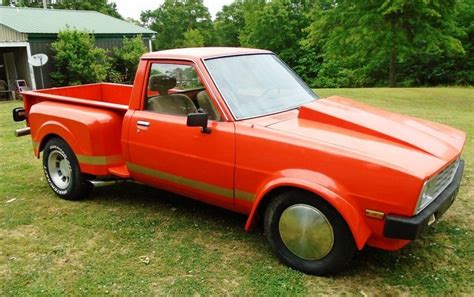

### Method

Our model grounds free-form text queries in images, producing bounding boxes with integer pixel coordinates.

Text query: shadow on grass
[84,181,249,233]
[83,182,397,267]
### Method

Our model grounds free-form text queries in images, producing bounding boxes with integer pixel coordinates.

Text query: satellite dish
[28,53,48,67]
[28,53,48,89]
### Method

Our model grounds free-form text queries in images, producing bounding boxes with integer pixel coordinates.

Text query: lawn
[1,88,473,295]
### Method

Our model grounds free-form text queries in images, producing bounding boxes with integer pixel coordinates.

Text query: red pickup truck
[13,48,466,275]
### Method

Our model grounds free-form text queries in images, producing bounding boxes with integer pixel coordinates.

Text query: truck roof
[142,47,272,60]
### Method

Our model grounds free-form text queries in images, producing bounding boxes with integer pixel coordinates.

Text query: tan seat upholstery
[147,75,197,116]
[196,90,220,121]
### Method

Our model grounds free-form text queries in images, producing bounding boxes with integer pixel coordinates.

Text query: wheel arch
[245,178,371,250]
[38,133,62,153]
[33,120,84,159]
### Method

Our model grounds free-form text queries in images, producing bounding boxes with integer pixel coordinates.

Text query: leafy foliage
[111,35,148,83]
[210,0,474,87]
[53,0,122,19]
[51,29,110,86]
[242,0,315,73]
[214,1,245,47]
[207,0,473,87]
[182,28,205,47]
[141,0,214,50]
[9,0,122,18]
[303,0,465,87]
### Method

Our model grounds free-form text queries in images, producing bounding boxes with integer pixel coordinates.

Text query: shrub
[112,35,148,83]
[51,29,110,86]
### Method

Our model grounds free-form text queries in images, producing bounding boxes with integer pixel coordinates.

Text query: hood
[262,96,466,175]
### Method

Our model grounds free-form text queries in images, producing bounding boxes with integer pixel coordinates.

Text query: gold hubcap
[279,204,334,260]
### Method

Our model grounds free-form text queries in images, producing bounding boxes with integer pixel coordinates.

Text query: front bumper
[383,159,464,240]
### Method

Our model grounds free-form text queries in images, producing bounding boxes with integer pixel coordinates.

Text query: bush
[51,29,110,86]
[112,35,148,83]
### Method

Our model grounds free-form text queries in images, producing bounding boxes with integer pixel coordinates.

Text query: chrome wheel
[47,149,72,190]
[279,204,334,260]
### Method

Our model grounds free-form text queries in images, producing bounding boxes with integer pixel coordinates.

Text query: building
[0,6,155,98]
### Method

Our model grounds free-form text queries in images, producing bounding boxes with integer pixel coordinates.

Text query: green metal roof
[0,6,156,36]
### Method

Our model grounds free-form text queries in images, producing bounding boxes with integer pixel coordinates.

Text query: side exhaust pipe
[14,127,31,137]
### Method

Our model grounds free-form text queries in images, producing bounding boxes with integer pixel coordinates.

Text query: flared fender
[245,171,372,250]
[33,120,84,158]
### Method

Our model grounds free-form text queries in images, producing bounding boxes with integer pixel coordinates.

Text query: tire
[42,138,93,200]
[264,190,356,275]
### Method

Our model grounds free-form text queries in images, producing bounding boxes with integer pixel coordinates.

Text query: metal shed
[0,6,156,97]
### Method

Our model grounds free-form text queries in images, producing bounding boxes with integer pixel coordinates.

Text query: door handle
[137,120,150,127]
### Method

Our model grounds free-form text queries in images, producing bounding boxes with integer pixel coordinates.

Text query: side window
[145,63,221,121]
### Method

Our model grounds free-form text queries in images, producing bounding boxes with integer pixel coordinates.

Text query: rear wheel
[264,190,356,275]
[42,138,92,200]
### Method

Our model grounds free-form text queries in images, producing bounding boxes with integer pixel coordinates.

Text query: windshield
[204,54,318,119]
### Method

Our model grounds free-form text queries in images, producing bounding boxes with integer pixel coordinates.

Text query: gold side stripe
[127,162,254,202]
[235,190,255,202]
[77,154,123,166]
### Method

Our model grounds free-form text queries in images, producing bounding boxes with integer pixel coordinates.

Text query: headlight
[415,180,437,214]
[414,158,460,214]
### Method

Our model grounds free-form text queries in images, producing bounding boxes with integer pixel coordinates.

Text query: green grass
[1,87,473,295]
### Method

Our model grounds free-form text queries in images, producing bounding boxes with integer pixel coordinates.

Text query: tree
[8,0,122,19]
[214,0,245,47]
[53,0,122,19]
[51,29,110,86]
[304,0,464,87]
[112,35,148,83]
[452,0,474,85]
[238,0,267,47]
[141,0,214,50]
[183,28,205,47]
[409,0,473,85]
[5,0,43,7]
[242,0,315,69]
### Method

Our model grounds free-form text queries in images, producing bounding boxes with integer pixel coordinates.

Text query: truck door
[127,61,236,210]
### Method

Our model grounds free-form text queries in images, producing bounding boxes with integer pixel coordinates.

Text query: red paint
[21,48,466,251]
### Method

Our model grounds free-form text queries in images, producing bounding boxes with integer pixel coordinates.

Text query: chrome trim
[47,149,72,190]
[14,127,31,137]
[278,204,334,260]
[142,58,229,121]
[137,120,150,127]
[200,50,272,61]
[202,53,318,121]
[195,59,229,121]
[90,181,121,188]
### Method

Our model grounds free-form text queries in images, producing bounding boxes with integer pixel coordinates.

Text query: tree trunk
[389,46,397,87]
[389,18,397,87]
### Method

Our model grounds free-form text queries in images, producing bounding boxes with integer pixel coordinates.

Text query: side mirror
[187,112,211,134]
[12,107,26,122]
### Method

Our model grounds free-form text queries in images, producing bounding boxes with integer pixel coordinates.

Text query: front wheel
[42,138,92,200]
[264,190,356,275]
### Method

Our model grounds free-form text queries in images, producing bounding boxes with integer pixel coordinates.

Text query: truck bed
[22,83,131,113]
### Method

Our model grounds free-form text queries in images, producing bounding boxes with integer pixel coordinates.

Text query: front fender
[245,170,371,250]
